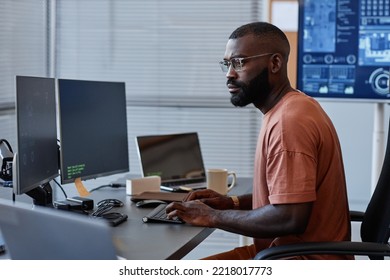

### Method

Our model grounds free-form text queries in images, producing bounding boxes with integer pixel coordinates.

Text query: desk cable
[91,199,127,226]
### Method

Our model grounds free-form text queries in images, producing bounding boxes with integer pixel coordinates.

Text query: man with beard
[166,22,352,260]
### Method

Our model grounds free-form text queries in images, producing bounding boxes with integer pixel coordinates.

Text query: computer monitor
[13,76,59,206]
[58,79,129,184]
[297,0,390,101]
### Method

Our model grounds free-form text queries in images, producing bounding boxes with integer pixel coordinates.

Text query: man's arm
[166,200,312,238]
[212,202,312,238]
[182,189,253,210]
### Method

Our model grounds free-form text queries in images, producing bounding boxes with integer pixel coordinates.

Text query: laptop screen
[0,198,118,260]
[136,132,206,184]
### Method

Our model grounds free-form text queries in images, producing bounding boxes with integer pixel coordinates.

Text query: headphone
[0,139,14,181]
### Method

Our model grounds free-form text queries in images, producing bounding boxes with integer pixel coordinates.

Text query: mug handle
[227,171,236,192]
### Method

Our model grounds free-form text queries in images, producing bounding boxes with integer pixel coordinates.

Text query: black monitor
[58,79,129,184]
[13,76,59,206]
[297,0,390,101]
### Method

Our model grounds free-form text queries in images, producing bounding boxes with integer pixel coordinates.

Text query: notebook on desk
[136,132,207,192]
[0,198,118,260]
[131,191,187,202]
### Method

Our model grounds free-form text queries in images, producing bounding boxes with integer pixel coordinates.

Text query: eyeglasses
[219,53,273,72]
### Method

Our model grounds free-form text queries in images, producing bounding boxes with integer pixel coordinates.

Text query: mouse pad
[130,191,187,202]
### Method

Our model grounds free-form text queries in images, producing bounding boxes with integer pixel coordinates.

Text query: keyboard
[142,204,184,224]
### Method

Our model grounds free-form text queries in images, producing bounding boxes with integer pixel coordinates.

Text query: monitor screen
[297,0,390,101]
[14,76,59,196]
[58,79,129,184]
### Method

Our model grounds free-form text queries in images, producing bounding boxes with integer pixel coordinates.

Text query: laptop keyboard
[142,204,184,224]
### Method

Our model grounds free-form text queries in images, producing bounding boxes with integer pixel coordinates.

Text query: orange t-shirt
[252,91,353,260]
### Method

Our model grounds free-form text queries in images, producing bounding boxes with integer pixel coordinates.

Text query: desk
[0,177,252,260]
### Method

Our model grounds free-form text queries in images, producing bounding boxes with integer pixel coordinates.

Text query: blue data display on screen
[297,0,390,100]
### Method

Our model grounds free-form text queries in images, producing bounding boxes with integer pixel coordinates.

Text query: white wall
[320,101,390,211]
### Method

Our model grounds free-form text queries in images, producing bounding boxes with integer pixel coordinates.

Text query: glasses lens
[230,58,242,72]
[219,61,230,72]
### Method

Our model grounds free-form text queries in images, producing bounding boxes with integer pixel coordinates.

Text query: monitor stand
[26,183,53,207]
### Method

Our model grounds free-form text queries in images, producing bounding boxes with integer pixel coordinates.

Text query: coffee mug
[206,168,236,195]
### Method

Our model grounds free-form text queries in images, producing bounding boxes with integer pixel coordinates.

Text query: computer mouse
[135,200,167,208]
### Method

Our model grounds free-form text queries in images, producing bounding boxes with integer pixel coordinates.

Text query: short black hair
[229,22,290,58]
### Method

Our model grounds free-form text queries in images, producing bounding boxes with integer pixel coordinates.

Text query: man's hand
[183,189,235,210]
[165,200,217,227]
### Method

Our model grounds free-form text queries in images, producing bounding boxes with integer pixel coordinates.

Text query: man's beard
[229,68,270,107]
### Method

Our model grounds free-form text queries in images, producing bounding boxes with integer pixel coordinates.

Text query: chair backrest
[361,117,390,249]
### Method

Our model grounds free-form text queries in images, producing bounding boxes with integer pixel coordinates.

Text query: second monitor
[58,79,129,184]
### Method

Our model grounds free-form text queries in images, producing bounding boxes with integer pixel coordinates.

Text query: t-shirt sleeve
[267,149,317,204]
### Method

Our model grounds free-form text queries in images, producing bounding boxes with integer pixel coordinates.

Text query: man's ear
[270,53,283,74]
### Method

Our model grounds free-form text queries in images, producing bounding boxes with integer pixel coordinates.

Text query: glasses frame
[219,53,274,72]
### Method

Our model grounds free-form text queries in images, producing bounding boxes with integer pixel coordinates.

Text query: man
[166,22,352,260]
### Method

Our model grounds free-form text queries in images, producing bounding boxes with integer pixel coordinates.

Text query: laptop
[136,132,207,192]
[0,198,118,260]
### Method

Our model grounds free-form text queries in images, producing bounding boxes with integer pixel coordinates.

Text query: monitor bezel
[13,75,59,198]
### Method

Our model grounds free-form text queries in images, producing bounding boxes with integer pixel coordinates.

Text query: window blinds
[0,0,48,147]
[0,0,267,178]
[55,0,267,177]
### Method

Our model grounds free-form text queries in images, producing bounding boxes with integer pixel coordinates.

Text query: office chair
[255,118,390,260]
